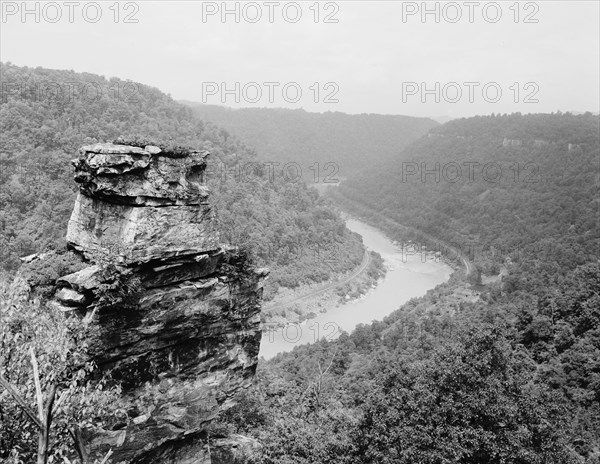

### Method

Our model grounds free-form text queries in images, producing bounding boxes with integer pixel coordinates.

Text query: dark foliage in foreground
[216,114,600,463]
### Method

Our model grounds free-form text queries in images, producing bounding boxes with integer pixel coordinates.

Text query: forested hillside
[335,112,599,273]
[185,103,438,181]
[217,262,600,463]
[2,67,599,462]
[215,113,600,463]
[0,63,364,297]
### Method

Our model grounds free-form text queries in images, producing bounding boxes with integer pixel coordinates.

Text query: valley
[259,215,454,359]
[0,64,598,464]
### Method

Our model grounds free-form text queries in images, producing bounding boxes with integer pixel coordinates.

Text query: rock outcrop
[26,143,267,463]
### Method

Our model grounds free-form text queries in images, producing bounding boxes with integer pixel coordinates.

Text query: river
[258,217,453,359]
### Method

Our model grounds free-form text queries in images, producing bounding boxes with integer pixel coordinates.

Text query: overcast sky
[1,1,599,118]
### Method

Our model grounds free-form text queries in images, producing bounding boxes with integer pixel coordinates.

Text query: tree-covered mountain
[334,112,599,274]
[0,63,364,298]
[3,65,599,462]
[184,103,438,181]
[216,262,599,463]
[213,113,600,463]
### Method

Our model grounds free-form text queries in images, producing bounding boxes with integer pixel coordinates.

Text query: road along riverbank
[259,216,453,359]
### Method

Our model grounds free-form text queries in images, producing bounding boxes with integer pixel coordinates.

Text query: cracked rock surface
[27,143,267,463]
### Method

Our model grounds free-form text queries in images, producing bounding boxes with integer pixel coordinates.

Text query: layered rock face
[36,143,266,463]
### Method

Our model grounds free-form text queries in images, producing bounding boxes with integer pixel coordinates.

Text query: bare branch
[321,345,338,377]
[44,384,57,429]
[37,384,57,464]
[30,347,44,421]
[0,372,43,430]
[70,427,90,464]
[99,449,113,464]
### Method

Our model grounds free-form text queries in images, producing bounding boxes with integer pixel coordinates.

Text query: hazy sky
[1,1,599,117]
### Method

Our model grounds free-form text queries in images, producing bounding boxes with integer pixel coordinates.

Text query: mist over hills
[0,63,364,298]
[1,63,599,463]
[2,1,598,461]
[214,112,600,463]
[335,112,600,272]
[183,102,438,181]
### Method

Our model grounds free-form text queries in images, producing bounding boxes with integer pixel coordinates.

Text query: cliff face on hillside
[27,143,267,463]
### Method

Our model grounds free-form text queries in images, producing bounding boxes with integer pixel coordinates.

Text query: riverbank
[261,249,385,326]
[329,191,474,276]
[258,216,453,359]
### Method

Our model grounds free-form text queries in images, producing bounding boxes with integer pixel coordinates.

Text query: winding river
[258,217,453,359]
